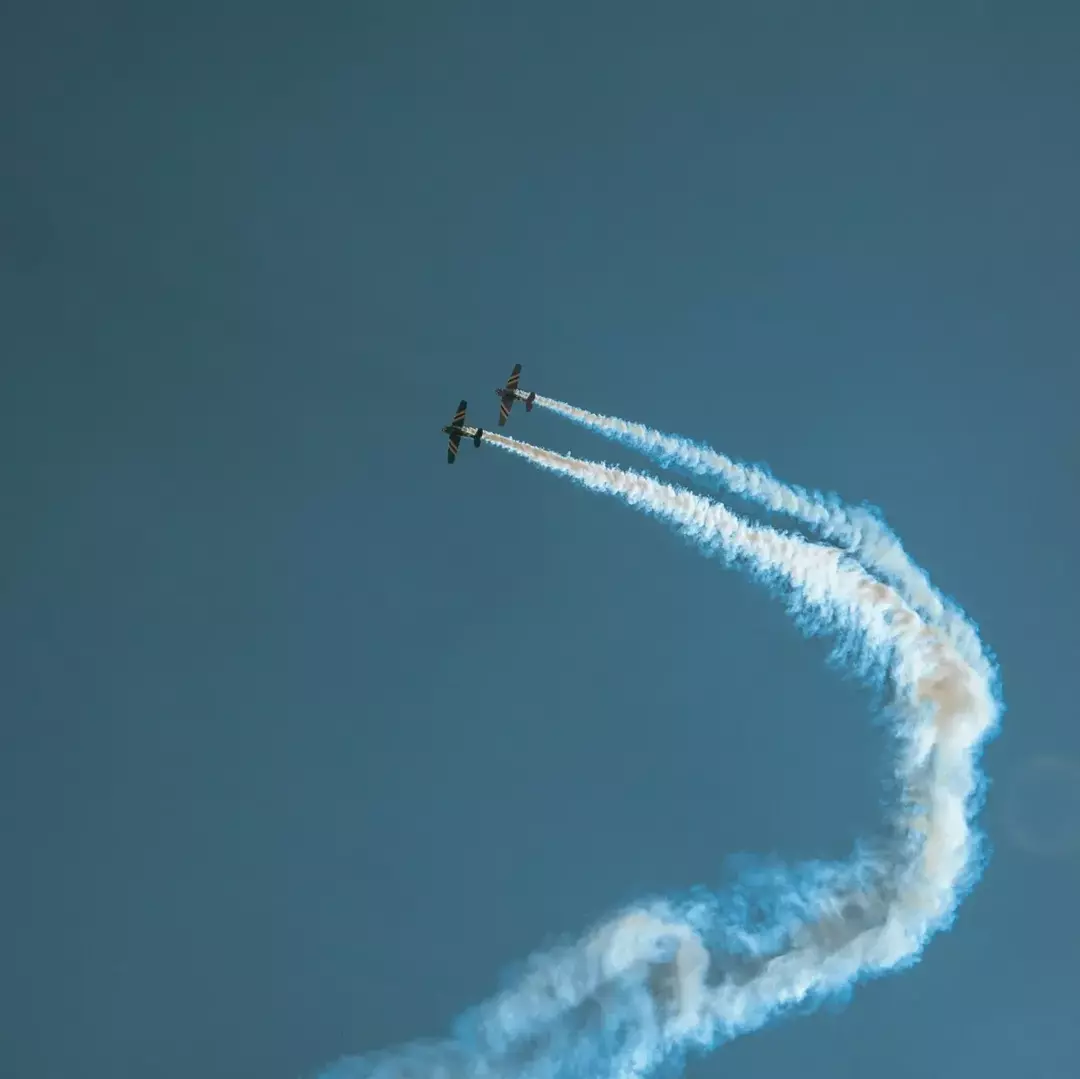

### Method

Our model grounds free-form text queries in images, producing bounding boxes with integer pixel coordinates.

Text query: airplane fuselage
[443,423,481,438]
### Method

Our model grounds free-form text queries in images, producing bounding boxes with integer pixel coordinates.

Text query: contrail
[318,429,999,1079]
[532,395,986,672]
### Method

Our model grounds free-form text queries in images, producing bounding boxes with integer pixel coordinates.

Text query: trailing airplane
[495,363,536,426]
[442,399,484,464]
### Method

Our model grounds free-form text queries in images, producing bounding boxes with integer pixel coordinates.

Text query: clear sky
[3,4,1079,1078]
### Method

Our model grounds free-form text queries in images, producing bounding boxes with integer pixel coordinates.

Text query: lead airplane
[495,363,536,426]
[442,399,484,464]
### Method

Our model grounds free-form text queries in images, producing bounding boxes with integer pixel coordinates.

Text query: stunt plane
[495,363,536,426]
[442,400,484,464]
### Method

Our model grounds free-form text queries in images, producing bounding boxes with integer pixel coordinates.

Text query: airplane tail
[474,429,484,447]
[526,391,536,411]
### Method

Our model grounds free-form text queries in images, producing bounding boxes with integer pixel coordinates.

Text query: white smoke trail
[318,431,1000,1079]
[533,395,987,673]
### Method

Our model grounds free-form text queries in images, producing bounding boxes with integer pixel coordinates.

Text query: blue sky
[3,4,1079,1078]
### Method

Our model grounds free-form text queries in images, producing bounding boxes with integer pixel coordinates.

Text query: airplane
[495,362,536,426]
[442,399,484,464]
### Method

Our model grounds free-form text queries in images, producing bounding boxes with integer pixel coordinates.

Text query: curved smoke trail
[532,395,986,672]
[318,425,1000,1079]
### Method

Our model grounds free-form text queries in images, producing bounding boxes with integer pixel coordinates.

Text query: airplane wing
[498,364,521,425]
[447,430,462,463]
[447,399,467,463]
